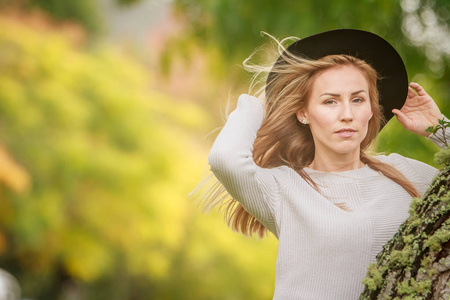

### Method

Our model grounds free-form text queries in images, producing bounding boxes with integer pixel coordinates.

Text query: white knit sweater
[208,94,445,300]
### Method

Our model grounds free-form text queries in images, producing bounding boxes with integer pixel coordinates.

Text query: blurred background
[0,0,449,299]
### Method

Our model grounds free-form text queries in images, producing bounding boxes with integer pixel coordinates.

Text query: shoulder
[267,165,317,190]
[375,153,412,166]
[374,153,434,171]
[374,153,438,190]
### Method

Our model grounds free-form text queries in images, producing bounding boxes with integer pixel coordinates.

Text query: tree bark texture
[360,149,450,299]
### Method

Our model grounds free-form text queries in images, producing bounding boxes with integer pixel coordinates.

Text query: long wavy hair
[196,36,421,238]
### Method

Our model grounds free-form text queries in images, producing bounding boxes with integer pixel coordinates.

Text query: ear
[296,110,307,123]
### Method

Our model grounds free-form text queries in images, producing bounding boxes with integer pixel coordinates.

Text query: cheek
[309,107,337,126]
[360,110,373,124]
[308,114,334,136]
[357,110,374,135]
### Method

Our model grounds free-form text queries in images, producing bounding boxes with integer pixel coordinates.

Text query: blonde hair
[197,36,420,238]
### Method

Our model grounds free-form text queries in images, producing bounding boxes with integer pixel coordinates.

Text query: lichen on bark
[359,146,450,299]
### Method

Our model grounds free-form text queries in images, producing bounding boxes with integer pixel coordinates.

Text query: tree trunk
[360,149,450,299]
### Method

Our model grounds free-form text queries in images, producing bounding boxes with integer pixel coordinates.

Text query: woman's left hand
[392,82,442,137]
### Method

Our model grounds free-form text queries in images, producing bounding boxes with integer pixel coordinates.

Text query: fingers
[409,82,428,97]
[392,108,412,130]
[392,108,401,116]
[407,87,417,99]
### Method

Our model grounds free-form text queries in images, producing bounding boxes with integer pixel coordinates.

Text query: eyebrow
[320,90,367,97]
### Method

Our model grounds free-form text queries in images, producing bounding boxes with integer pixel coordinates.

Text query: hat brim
[267,29,408,127]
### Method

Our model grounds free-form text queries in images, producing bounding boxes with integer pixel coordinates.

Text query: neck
[309,150,364,172]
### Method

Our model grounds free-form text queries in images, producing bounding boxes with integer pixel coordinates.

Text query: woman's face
[298,65,373,158]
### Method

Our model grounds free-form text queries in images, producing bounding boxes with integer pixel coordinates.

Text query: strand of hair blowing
[202,51,421,238]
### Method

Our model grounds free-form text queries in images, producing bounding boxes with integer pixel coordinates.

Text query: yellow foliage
[0,145,30,193]
[0,11,277,300]
[61,228,114,281]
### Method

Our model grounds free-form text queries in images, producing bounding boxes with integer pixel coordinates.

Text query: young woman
[205,29,446,299]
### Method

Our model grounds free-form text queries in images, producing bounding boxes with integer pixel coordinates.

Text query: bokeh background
[0,0,449,299]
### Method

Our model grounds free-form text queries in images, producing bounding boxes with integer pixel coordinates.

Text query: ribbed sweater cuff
[427,115,450,149]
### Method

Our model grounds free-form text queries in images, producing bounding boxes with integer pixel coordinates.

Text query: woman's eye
[352,97,364,103]
[324,99,336,105]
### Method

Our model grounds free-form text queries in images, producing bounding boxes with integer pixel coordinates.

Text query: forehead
[311,65,369,94]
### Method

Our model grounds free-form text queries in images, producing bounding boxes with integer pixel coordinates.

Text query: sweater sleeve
[427,115,450,149]
[208,94,279,234]
[388,154,439,196]
[379,115,450,195]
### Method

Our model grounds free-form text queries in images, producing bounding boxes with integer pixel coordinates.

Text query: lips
[335,128,356,138]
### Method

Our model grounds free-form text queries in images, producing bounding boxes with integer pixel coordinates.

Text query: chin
[331,143,361,155]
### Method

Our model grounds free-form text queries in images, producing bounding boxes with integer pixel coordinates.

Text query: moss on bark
[360,147,450,299]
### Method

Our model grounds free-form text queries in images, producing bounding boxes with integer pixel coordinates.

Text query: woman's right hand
[392,82,442,137]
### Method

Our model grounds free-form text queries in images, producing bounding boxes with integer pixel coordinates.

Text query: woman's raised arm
[208,94,279,233]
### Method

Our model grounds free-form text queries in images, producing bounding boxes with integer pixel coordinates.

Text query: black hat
[267,29,408,125]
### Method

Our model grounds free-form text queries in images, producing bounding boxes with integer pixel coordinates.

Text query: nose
[339,102,354,122]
